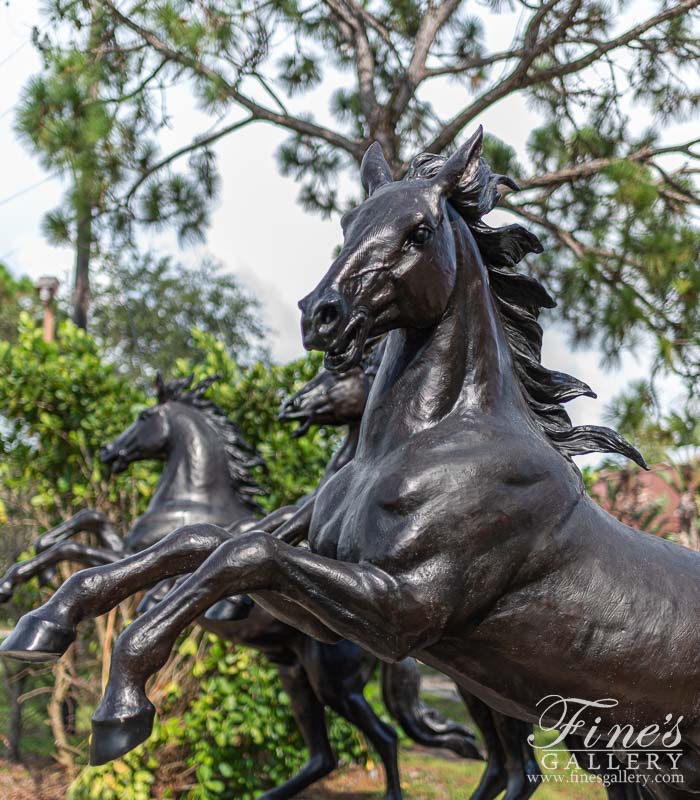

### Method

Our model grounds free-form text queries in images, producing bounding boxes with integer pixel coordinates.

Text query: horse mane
[405,153,647,469]
[156,374,266,510]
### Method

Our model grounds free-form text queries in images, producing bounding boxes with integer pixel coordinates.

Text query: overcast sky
[0,1,688,457]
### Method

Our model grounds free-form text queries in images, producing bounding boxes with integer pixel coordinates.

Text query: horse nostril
[300,290,347,350]
[315,299,342,333]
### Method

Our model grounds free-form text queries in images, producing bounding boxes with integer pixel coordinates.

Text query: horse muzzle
[99,444,129,474]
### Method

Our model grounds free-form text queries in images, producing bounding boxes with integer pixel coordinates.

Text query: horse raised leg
[34,509,124,553]
[57,526,432,764]
[3,508,125,594]
[0,523,236,661]
[0,540,122,603]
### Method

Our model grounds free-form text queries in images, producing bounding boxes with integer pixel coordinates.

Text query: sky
[0,1,689,457]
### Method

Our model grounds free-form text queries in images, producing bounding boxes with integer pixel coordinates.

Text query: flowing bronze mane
[156,374,266,509]
[406,153,646,469]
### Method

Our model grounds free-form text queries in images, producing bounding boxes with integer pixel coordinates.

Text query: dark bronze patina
[4,128,698,800]
[280,345,541,800]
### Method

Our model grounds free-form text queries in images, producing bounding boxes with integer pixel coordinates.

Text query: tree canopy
[26,0,698,387]
[8,0,697,408]
[90,253,266,379]
[16,3,222,326]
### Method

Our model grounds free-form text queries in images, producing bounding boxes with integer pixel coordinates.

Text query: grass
[306,744,606,799]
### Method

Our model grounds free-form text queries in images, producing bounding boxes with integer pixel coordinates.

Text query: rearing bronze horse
[5,128,699,800]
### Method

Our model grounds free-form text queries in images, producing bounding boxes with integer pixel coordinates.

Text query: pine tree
[86,0,699,387]
[16,2,221,328]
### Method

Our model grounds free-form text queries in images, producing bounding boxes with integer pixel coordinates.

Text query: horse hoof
[0,582,13,604]
[459,740,486,761]
[0,613,75,661]
[205,595,254,622]
[90,701,156,765]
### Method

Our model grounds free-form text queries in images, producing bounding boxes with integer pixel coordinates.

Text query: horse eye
[410,225,433,247]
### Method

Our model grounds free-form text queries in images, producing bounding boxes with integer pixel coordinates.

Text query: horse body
[308,207,700,741]
[116,401,253,551]
[425,495,700,730]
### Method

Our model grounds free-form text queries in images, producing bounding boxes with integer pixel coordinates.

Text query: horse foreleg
[136,577,185,614]
[35,509,123,553]
[229,503,300,537]
[257,660,336,800]
[0,541,122,604]
[210,500,317,621]
[24,509,122,590]
[0,523,233,662]
[491,712,540,800]
[88,527,431,764]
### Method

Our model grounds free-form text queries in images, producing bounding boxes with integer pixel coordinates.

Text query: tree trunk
[48,661,76,776]
[71,211,92,330]
[2,663,26,763]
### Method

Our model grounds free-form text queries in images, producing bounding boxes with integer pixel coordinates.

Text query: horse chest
[309,452,435,564]
[126,504,243,552]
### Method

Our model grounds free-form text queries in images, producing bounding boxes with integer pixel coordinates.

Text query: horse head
[279,340,385,436]
[99,373,217,473]
[299,128,485,372]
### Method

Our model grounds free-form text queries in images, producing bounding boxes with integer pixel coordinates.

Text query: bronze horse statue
[0,373,481,799]
[280,344,542,800]
[4,128,698,800]
[0,374,263,584]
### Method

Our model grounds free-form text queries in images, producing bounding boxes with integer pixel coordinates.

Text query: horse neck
[358,211,523,456]
[147,406,249,515]
[323,422,361,479]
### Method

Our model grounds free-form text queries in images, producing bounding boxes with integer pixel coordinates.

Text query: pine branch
[320,0,378,130]
[501,198,681,337]
[100,0,363,159]
[424,0,700,155]
[515,140,700,193]
[421,48,525,79]
[96,58,169,105]
[388,0,463,126]
[124,115,256,206]
[340,0,404,66]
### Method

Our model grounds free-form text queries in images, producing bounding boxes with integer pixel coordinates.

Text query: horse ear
[432,126,483,199]
[191,373,221,398]
[360,142,394,196]
[154,371,167,403]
